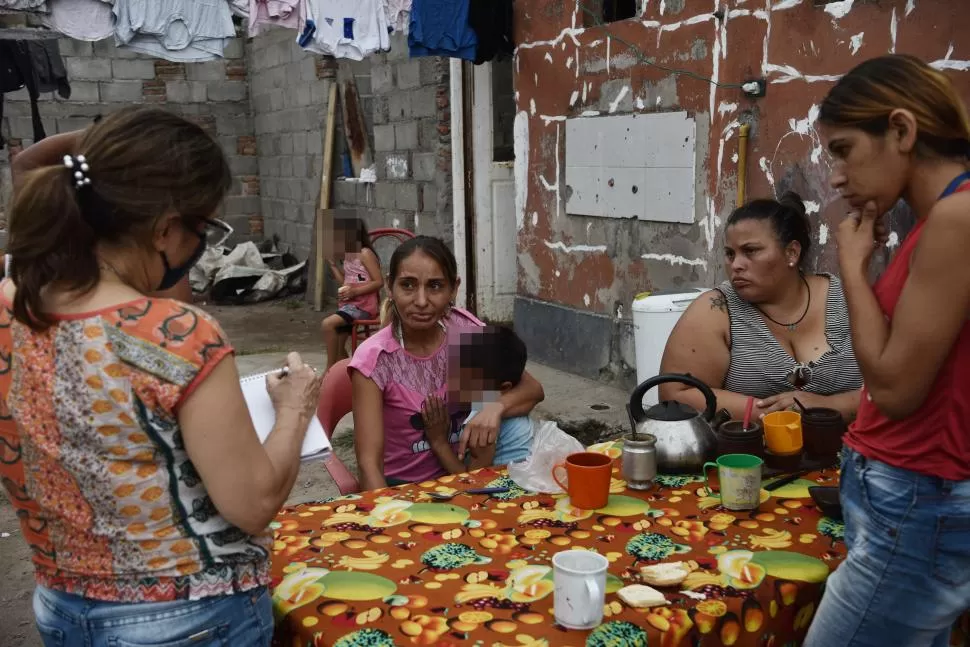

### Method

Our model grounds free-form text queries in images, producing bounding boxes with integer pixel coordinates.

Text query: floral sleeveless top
[0,290,270,602]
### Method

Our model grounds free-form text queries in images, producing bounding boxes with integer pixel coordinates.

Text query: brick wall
[248,29,454,261]
[0,36,258,240]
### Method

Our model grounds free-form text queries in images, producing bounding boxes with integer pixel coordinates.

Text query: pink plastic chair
[317,358,360,494]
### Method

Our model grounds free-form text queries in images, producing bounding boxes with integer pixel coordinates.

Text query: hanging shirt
[846,174,970,481]
[408,0,477,61]
[468,0,513,65]
[247,0,302,37]
[301,0,390,61]
[41,0,114,42]
[383,0,411,34]
[113,0,236,63]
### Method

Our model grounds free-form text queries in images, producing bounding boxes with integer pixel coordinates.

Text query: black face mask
[157,232,205,292]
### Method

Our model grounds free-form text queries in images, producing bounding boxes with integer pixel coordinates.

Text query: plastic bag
[507,420,585,494]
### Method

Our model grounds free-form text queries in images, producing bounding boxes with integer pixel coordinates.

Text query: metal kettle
[628,374,718,473]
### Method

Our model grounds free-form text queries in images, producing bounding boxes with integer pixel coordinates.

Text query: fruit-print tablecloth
[269,442,970,647]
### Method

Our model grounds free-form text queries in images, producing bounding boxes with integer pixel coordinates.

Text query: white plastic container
[632,289,706,405]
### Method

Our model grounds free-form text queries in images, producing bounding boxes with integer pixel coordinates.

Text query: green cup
[703,453,764,511]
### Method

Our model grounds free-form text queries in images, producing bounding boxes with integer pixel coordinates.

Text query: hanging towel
[113,0,236,62]
[301,0,389,61]
[468,0,513,65]
[248,0,302,37]
[41,0,115,42]
[408,0,476,61]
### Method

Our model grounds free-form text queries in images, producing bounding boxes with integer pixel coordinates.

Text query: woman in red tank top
[805,55,970,647]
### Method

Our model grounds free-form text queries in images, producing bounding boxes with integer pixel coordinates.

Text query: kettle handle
[629,373,718,422]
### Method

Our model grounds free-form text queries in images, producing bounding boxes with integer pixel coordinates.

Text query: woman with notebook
[0,108,319,647]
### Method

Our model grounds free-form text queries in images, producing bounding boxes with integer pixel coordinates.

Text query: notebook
[240,370,332,463]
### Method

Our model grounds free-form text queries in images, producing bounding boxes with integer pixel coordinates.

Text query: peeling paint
[823,0,854,20]
[531,211,538,226]
[538,124,562,220]
[849,32,864,55]
[759,157,776,188]
[540,114,567,125]
[514,111,529,232]
[641,253,708,270]
[544,240,607,254]
[890,8,898,54]
[886,232,900,249]
[818,223,829,245]
[804,201,820,215]
[580,110,600,117]
[905,0,916,16]
[772,0,802,10]
[566,56,573,69]
[544,53,553,63]
[584,294,591,307]
[530,98,536,116]
[608,86,630,113]
[765,63,842,85]
[569,90,579,106]
[718,102,739,116]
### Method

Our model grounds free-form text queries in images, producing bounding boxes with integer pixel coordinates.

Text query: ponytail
[379,297,395,328]
[8,165,100,330]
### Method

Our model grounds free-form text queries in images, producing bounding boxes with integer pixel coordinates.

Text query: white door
[471,59,517,323]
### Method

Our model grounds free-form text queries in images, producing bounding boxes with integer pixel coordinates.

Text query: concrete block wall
[249,30,454,262]
[0,37,259,240]
[247,28,339,261]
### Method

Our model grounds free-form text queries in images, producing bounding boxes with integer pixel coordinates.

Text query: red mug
[552,452,612,510]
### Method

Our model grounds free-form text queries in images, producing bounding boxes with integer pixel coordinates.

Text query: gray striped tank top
[718,273,863,399]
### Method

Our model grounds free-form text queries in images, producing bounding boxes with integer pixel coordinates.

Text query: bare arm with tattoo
[657,290,757,419]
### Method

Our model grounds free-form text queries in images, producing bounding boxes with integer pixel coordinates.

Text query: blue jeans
[804,446,970,647]
[33,585,273,647]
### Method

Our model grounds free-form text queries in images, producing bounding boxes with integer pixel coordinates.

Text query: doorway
[469,57,517,323]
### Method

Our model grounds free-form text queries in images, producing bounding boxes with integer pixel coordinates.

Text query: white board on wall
[565,111,696,224]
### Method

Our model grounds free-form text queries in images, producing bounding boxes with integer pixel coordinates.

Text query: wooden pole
[314,81,339,312]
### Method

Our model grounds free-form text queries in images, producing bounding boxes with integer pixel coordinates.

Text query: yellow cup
[763,411,803,455]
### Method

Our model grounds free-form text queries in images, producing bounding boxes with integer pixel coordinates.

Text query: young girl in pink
[321,218,382,372]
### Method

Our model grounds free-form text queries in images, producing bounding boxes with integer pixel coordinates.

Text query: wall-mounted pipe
[737,123,750,206]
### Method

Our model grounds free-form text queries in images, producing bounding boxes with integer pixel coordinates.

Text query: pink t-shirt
[341,252,380,317]
[348,307,484,483]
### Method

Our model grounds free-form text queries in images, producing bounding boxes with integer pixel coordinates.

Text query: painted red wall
[513,0,970,317]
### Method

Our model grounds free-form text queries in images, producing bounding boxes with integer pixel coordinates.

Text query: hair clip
[63,154,92,189]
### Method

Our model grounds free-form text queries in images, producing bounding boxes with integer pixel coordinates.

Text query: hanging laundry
[0,0,48,11]
[383,0,411,35]
[248,0,301,37]
[0,39,69,148]
[408,0,476,61]
[41,0,114,42]
[230,0,249,19]
[468,0,513,65]
[113,0,236,62]
[300,0,390,61]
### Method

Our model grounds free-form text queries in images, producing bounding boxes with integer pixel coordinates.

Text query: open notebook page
[239,370,332,461]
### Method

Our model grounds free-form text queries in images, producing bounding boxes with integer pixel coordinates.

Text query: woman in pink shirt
[349,236,545,489]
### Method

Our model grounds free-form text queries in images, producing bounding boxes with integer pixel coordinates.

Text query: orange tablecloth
[269,443,969,647]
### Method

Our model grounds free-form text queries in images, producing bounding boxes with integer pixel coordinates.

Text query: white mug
[552,549,608,630]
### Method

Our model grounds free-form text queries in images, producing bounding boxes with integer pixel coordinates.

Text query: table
[269,442,970,647]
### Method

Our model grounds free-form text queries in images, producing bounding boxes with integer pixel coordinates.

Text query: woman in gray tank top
[659,192,863,421]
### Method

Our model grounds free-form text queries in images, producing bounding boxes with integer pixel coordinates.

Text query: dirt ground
[0,298,341,647]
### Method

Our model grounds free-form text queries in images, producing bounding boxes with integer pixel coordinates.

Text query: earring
[789,262,795,267]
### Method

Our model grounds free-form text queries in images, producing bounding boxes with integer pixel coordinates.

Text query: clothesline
[0,0,513,65]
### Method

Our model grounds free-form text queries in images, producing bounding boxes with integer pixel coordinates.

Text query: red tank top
[845,179,970,480]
